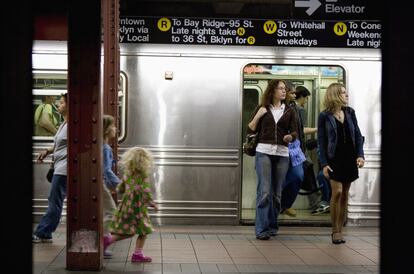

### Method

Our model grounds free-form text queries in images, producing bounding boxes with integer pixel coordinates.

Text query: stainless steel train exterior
[32,40,381,226]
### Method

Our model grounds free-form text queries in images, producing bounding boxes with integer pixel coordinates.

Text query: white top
[53,121,67,175]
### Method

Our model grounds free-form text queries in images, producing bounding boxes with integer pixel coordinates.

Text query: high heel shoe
[331,232,342,244]
[338,232,346,243]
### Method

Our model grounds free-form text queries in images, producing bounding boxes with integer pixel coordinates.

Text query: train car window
[118,73,127,141]
[242,86,260,137]
[33,71,67,140]
[32,71,127,142]
[242,64,345,129]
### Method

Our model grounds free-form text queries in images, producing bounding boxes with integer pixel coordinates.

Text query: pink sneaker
[103,235,112,251]
[131,253,152,263]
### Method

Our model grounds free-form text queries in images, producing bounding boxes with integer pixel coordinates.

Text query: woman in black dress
[317,83,365,244]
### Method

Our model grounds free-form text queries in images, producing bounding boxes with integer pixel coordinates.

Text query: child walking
[102,115,121,257]
[103,146,157,263]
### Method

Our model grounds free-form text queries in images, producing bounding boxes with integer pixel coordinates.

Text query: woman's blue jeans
[281,161,304,209]
[317,170,331,203]
[255,152,289,237]
[34,174,67,239]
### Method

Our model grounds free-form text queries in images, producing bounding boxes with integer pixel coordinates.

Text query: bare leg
[111,233,132,243]
[135,235,147,250]
[330,180,344,242]
[330,180,343,233]
[338,182,351,235]
[131,235,151,262]
[104,233,132,255]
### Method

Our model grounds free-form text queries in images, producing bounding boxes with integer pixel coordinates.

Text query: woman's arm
[247,106,267,133]
[103,145,121,189]
[283,109,298,143]
[350,108,365,159]
[36,146,54,163]
[304,127,317,135]
[349,108,365,168]
[143,176,158,210]
[317,112,329,168]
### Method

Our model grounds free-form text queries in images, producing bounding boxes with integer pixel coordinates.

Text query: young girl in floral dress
[103,147,157,263]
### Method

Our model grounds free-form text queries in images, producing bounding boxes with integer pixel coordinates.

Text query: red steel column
[67,0,103,270]
[102,0,120,202]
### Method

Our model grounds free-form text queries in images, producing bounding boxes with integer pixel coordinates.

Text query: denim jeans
[255,152,289,237]
[34,174,67,239]
[317,170,331,203]
[281,161,304,209]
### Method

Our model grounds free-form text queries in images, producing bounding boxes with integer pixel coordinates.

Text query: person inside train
[32,93,68,243]
[280,84,305,217]
[317,83,365,244]
[34,95,61,136]
[295,86,317,137]
[102,114,121,257]
[104,147,158,262]
[311,145,331,215]
[247,79,298,240]
[293,86,320,212]
[281,85,318,217]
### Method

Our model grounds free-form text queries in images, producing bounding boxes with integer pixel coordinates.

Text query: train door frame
[240,63,346,224]
[241,84,262,223]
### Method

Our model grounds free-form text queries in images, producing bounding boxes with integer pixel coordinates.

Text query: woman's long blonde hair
[323,83,347,112]
[119,147,153,177]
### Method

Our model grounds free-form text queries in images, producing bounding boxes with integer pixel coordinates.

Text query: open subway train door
[241,64,345,224]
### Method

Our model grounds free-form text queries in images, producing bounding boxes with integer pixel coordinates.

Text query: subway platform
[33,224,379,274]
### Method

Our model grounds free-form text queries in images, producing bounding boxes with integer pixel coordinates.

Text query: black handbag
[243,133,258,156]
[46,163,54,183]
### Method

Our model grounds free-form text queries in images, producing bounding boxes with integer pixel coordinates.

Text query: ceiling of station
[34,0,293,19]
[120,0,293,18]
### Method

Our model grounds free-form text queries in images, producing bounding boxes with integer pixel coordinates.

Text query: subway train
[32,40,381,226]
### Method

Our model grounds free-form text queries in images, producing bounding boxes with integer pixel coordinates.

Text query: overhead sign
[120,16,381,49]
[293,0,381,20]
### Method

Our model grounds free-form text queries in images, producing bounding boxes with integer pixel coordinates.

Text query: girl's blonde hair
[103,114,115,139]
[323,83,347,112]
[119,147,153,177]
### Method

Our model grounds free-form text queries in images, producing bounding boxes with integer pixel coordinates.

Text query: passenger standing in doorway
[32,93,68,243]
[247,79,298,240]
[280,84,305,217]
[295,86,317,137]
[281,86,317,217]
[102,114,121,257]
[311,146,332,215]
[294,86,319,212]
[104,147,158,262]
[317,83,365,244]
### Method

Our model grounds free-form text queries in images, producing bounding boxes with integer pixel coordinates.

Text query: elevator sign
[293,0,381,20]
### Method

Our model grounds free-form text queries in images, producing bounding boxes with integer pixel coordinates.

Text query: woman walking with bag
[247,79,298,240]
[317,83,365,244]
[33,93,68,243]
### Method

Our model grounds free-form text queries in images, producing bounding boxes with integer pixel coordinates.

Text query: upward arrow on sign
[295,0,322,16]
